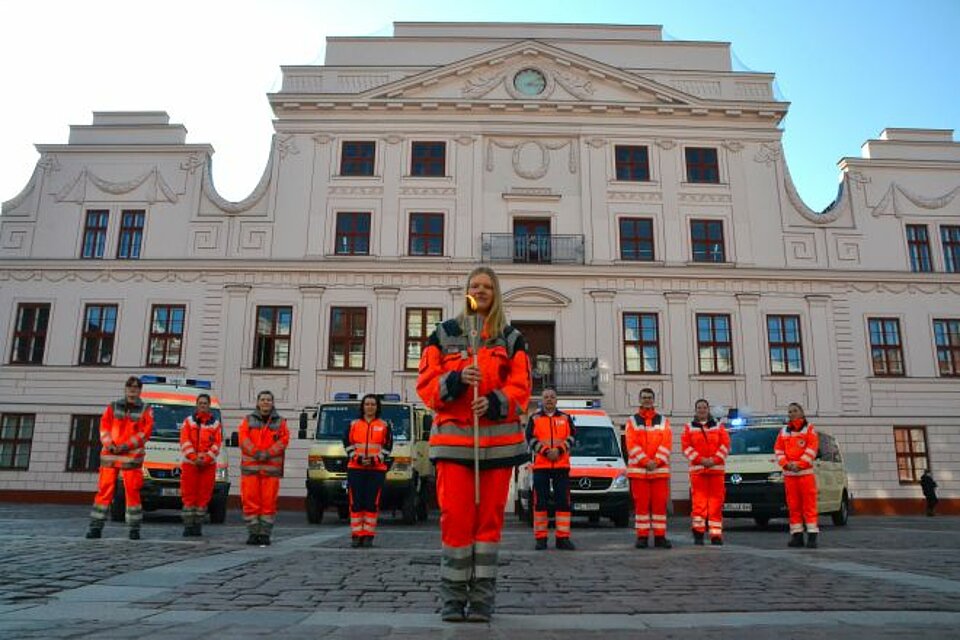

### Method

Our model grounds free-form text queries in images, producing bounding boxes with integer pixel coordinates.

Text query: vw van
[515,402,631,527]
[299,393,433,524]
[722,421,851,527]
[110,376,230,523]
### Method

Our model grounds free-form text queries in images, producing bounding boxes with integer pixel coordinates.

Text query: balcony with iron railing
[481,233,585,264]
[531,356,600,395]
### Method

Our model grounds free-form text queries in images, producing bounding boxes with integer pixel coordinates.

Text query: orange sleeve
[140,407,153,443]
[498,348,532,419]
[416,343,447,411]
[238,418,257,456]
[99,405,114,447]
[774,431,788,468]
[796,426,818,470]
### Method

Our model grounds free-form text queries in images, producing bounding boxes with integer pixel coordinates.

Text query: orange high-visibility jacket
[681,419,730,475]
[238,411,289,477]
[180,412,223,466]
[774,421,819,477]
[417,318,531,469]
[99,400,154,470]
[343,417,393,472]
[625,411,672,478]
[525,410,576,470]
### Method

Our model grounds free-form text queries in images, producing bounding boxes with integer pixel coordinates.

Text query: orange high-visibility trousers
[93,467,144,508]
[181,464,216,510]
[690,473,725,538]
[630,477,669,538]
[785,474,818,534]
[241,475,280,518]
[437,462,512,547]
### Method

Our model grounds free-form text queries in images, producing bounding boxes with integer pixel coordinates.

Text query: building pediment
[356,40,696,106]
[503,286,572,307]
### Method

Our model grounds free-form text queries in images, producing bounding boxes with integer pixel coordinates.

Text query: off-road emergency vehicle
[110,376,230,523]
[299,393,433,524]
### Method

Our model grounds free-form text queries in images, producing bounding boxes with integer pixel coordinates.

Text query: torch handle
[472,343,480,505]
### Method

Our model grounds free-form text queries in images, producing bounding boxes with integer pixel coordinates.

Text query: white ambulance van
[514,400,631,527]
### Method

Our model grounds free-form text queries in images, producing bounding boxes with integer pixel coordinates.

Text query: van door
[816,435,841,513]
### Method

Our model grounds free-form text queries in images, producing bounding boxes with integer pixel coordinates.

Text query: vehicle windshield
[571,425,621,458]
[729,428,780,455]
[317,403,411,441]
[150,405,222,441]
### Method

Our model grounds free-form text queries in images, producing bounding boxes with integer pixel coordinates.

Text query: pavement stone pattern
[0,503,958,638]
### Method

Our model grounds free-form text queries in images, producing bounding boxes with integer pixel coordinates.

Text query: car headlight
[308,454,325,471]
[611,472,629,490]
[767,471,784,483]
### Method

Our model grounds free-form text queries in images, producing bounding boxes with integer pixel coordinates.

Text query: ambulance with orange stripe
[515,400,631,527]
[108,376,231,524]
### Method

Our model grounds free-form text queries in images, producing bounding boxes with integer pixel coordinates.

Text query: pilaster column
[298,286,326,408]
[589,290,617,399]
[805,294,836,415]
[735,293,762,410]
[663,291,690,412]
[373,287,400,391]
[222,284,252,406]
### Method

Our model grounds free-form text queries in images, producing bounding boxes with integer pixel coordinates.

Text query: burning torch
[465,293,481,505]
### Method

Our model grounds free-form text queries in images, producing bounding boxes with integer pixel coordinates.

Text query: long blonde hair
[458,266,507,338]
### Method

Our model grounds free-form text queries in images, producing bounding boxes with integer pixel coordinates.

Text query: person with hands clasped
[417,266,532,623]
[179,393,223,537]
[238,390,289,546]
[86,376,154,540]
[343,394,393,548]
[525,386,577,551]
[775,402,820,548]
[624,388,673,549]
[682,398,731,545]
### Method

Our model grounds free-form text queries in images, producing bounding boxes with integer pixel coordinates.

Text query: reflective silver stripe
[529,438,543,453]
[806,524,820,533]
[90,505,108,521]
[784,468,814,476]
[441,544,473,582]
[432,422,522,439]
[491,390,510,419]
[430,441,527,462]
[657,446,671,455]
[504,326,523,357]
[789,523,804,533]
[474,541,499,580]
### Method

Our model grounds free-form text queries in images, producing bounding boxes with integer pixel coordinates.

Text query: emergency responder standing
[179,393,223,537]
[85,376,154,540]
[625,388,673,549]
[344,394,393,548]
[238,390,290,546]
[682,398,730,545]
[775,402,820,548]
[417,266,531,623]
[525,386,576,551]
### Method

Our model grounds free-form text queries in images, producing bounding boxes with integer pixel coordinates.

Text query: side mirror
[298,411,308,440]
[228,432,239,448]
[422,414,433,437]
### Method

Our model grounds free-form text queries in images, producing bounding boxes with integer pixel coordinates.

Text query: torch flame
[465,294,479,313]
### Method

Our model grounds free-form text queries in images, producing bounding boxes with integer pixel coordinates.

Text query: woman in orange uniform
[624,388,673,549]
[775,402,820,548]
[343,394,393,548]
[238,390,289,546]
[417,266,531,623]
[179,393,223,537]
[681,398,730,545]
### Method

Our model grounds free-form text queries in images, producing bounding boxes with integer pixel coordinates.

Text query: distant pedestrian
[682,398,730,545]
[921,469,939,517]
[85,376,154,540]
[525,386,577,551]
[775,403,820,548]
[344,394,393,548]
[238,390,289,546]
[179,393,223,537]
[625,388,673,549]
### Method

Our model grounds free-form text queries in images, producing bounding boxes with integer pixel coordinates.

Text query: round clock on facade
[513,68,547,96]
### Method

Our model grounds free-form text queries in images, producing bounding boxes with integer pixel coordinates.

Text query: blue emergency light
[138,375,212,389]
[333,393,358,401]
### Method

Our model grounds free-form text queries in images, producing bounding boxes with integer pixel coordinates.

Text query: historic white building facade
[0,23,957,511]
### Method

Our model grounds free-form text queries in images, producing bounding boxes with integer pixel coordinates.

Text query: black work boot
[439,579,467,622]
[85,527,102,539]
[351,536,362,548]
[246,533,259,545]
[635,536,649,549]
[788,532,805,547]
[654,536,673,549]
[183,526,192,537]
[710,537,723,546]
[259,535,271,546]
[129,528,141,541]
[693,531,705,546]
[466,578,495,623]
[194,523,203,537]
[556,538,576,551]
[805,532,818,549]
[535,538,548,550]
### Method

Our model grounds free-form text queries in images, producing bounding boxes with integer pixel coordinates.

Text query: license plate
[574,502,600,511]
[723,502,752,512]
[341,480,348,490]
[161,487,181,497]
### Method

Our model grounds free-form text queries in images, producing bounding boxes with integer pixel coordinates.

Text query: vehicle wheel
[753,516,770,529]
[401,487,418,525]
[514,498,524,521]
[109,481,125,522]
[306,495,323,524]
[417,483,430,522]
[209,496,227,524]
[337,504,349,522]
[612,508,630,528]
[831,492,850,526]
